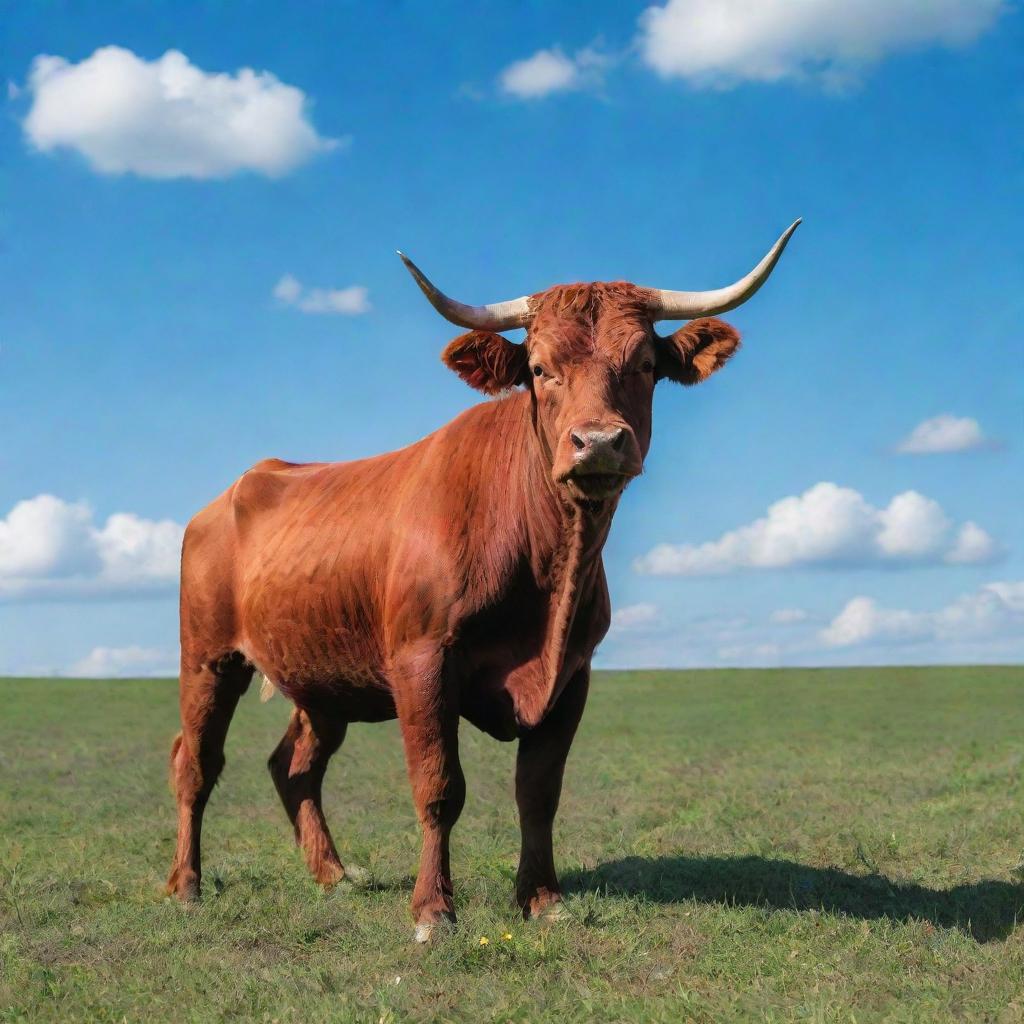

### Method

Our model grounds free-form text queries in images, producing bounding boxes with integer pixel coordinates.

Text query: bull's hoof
[340,864,371,888]
[528,897,566,923]
[311,861,346,888]
[167,872,201,904]
[412,912,456,944]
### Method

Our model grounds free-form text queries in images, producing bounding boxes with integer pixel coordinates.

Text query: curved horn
[647,219,802,321]
[397,251,533,331]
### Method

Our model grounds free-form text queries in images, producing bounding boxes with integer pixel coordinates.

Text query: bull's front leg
[516,663,589,921]
[515,666,589,919]
[393,642,466,943]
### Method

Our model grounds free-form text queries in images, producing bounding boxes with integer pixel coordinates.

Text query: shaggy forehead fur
[527,282,655,360]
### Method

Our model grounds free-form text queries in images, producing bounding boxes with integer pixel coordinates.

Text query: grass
[1,666,1023,1022]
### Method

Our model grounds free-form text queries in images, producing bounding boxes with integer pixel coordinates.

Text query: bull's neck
[505,390,616,590]
[509,390,614,724]
[442,391,614,725]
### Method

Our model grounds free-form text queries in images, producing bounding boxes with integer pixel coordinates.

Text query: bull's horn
[397,252,534,331]
[646,219,801,321]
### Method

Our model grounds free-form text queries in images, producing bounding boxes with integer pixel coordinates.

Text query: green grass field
[2,667,1023,1023]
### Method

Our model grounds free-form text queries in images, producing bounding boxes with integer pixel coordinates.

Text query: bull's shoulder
[249,457,300,473]
[181,459,337,579]
[231,458,329,519]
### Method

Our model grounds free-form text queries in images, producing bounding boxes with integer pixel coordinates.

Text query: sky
[1,0,1021,677]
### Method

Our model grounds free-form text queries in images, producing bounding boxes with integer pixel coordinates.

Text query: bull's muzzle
[562,422,641,500]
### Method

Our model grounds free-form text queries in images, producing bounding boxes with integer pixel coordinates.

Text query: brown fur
[442,331,529,394]
[659,317,742,385]
[166,280,741,931]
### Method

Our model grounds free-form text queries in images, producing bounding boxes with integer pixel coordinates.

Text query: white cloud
[636,0,1005,87]
[875,491,951,559]
[0,494,183,600]
[717,641,783,664]
[499,46,610,99]
[770,607,809,625]
[895,414,991,454]
[68,645,177,678]
[273,274,303,304]
[633,482,999,576]
[94,512,183,585]
[820,581,1024,649]
[0,494,99,578]
[610,602,660,632]
[597,582,1024,669]
[274,274,370,315]
[946,521,999,564]
[22,46,339,179]
[500,49,577,98]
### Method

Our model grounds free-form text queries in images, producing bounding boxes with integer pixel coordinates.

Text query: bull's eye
[533,364,545,378]
[641,359,654,373]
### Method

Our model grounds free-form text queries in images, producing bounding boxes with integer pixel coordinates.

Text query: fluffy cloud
[636,0,1005,87]
[22,46,339,179]
[597,583,1024,669]
[273,274,370,315]
[895,414,991,454]
[634,482,999,576]
[610,602,660,632]
[820,581,1024,649]
[498,46,609,99]
[68,645,177,678]
[0,494,183,600]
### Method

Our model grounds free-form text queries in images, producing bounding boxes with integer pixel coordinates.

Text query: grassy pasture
[1,666,1023,1022]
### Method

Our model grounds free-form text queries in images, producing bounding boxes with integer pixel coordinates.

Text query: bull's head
[400,220,799,504]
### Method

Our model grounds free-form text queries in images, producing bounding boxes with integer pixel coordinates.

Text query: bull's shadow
[564,855,1024,942]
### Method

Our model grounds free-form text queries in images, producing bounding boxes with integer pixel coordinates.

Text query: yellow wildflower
[478,936,489,946]
[502,933,513,941]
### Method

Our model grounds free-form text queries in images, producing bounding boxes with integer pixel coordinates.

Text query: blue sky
[1,0,1021,676]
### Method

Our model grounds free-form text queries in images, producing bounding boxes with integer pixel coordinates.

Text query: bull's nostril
[570,431,586,451]
[611,428,626,451]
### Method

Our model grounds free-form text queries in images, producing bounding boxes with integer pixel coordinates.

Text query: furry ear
[656,317,741,386]
[441,331,529,394]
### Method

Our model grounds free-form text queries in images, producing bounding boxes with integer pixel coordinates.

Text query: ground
[1,666,1023,1023]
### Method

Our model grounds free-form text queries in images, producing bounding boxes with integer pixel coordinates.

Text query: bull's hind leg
[268,706,349,886]
[515,667,589,919]
[167,652,252,901]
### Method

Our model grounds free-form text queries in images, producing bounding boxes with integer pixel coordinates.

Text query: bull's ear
[656,317,741,386]
[442,331,529,395]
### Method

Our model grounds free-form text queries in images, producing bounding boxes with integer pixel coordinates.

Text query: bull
[166,220,800,940]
